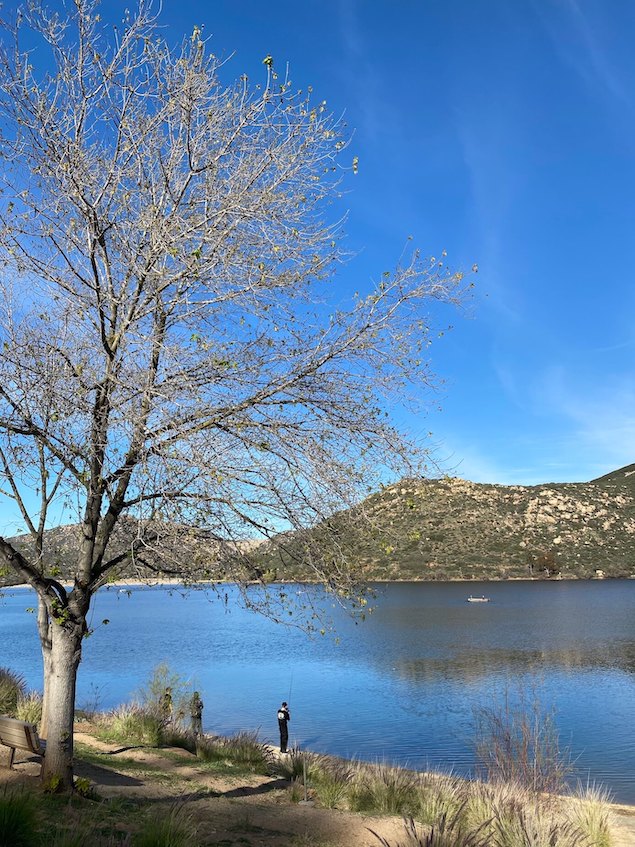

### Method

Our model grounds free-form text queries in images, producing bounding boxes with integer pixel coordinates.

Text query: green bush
[493,804,588,847]
[195,730,274,773]
[160,727,197,753]
[564,784,612,847]
[0,667,26,716]
[0,787,38,847]
[136,664,192,730]
[194,736,228,763]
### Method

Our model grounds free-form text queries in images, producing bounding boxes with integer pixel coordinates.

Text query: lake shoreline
[3,573,626,592]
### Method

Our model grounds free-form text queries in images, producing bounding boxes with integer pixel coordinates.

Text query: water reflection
[391,643,635,683]
[1,578,634,803]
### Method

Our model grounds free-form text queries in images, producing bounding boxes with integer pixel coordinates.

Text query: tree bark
[40,619,83,789]
[37,597,52,739]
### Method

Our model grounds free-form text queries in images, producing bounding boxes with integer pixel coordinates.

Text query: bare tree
[0,0,470,787]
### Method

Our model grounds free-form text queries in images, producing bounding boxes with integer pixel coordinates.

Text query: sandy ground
[1,732,634,847]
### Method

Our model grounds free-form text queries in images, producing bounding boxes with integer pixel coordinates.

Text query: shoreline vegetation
[5,573,634,593]
[1,665,634,845]
[1,716,634,846]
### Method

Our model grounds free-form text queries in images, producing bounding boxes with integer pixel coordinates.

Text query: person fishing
[161,687,173,725]
[190,691,204,737]
[277,701,290,753]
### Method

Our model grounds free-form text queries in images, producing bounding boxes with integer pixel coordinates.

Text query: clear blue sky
[151,0,633,487]
[16,1,635,491]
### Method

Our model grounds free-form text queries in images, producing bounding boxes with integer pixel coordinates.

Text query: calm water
[1,580,634,803]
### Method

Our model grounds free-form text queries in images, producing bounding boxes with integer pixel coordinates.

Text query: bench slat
[0,716,43,756]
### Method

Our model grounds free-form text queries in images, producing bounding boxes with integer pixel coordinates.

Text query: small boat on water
[467,595,491,603]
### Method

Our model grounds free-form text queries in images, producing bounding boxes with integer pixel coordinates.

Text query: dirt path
[2,733,634,847]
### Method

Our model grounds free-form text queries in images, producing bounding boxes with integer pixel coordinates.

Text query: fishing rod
[287,670,294,707]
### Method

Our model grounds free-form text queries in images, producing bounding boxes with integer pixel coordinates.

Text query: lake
[1,579,634,803]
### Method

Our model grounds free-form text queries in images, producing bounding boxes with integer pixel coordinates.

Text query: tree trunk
[37,597,52,739]
[40,618,83,789]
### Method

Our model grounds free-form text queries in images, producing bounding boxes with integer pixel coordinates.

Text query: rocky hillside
[3,465,635,586]
[332,463,635,580]
[259,463,635,581]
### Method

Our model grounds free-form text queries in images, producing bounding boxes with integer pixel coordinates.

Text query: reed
[474,692,572,796]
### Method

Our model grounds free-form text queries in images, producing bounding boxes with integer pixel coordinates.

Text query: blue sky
[146,0,634,487]
[10,0,635,496]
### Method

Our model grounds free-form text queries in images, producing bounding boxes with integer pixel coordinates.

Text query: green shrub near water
[564,783,613,847]
[275,746,321,782]
[493,804,590,847]
[222,731,275,773]
[370,811,491,847]
[136,663,192,730]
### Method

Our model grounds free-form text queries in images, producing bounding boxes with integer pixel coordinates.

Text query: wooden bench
[0,715,45,770]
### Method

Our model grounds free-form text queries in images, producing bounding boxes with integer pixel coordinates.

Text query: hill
[3,465,635,586]
[258,464,635,581]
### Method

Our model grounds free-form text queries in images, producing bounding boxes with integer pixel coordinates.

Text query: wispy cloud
[336,0,388,141]
[535,0,628,104]
[532,366,635,472]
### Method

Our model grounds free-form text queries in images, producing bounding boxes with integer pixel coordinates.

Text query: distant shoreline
[3,574,632,592]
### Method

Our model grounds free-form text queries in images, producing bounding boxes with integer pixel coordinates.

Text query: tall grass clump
[473,691,572,795]
[493,804,589,847]
[160,726,197,753]
[564,783,612,847]
[223,731,275,773]
[96,704,162,747]
[312,760,354,809]
[0,667,26,716]
[0,787,37,847]
[275,747,319,782]
[370,812,491,847]
[415,773,465,828]
[196,731,274,773]
[15,691,43,725]
[133,803,196,847]
[194,735,227,764]
[348,762,419,815]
